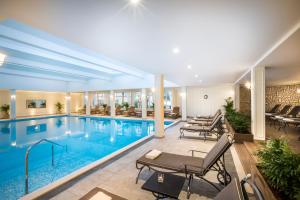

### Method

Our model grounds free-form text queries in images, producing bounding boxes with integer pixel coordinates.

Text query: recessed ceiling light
[187,65,192,69]
[172,47,180,54]
[194,74,199,78]
[130,0,141,5]
[0,53,6,66]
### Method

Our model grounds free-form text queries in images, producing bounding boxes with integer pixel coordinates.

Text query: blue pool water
[0,116,172,200]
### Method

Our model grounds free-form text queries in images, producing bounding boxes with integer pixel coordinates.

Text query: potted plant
[0,104,10,119]
[122,102,129,110]
[223,97,253,143]
[55,102,64,114]
[256,138,300,200]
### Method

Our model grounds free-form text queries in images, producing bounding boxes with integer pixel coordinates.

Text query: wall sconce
[245,82,251,90]
[151,88,155,92]
[10,94,16,100]
[180,92,186,97]
[65,96,71,100]
[0,53,6,66]
[110,94,114,99]
[297,88,300,94]
[85,95,88,99]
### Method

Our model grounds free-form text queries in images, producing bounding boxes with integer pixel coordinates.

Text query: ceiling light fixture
[130,0,141,6]
[172,47,180,54]
[187,65,192,69]
[245,82,251,89]
[0,53,7,66]
[194,74,199,78]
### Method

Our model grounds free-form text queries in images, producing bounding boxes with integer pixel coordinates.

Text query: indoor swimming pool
[0,116,172,199]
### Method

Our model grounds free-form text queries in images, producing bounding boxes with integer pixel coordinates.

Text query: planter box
[224,117,253,143]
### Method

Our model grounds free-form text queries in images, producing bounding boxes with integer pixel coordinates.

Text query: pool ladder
[25,139,67,194]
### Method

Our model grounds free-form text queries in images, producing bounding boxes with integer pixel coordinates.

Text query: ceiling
[262,28,300,86]
[0,0,300,87]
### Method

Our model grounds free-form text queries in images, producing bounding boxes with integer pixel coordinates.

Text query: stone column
[110,90,116,117]
[141,88,147,119]
[154,75,165,138]
[181,87,187,121]
[10,89,16,120]
[84,91,90,115]
[234,84,240,111]
[251,66,265,140]
[65,92,71,115]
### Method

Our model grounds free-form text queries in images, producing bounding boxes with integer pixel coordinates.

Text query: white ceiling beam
[0,67,87,83]
[0,24,144,78]
[0,37,121,75]
[5,56,111,81]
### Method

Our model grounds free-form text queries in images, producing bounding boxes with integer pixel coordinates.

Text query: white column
[10,89,16,120]
[180,87,187,121]
[154,74,165,138]
[110,90,116,117]
[130,91,134,106]
[251,66,265,140]
[84,91,90,115]
[234,84,240,111]
[141,88,147,119]
[65,92,71,115]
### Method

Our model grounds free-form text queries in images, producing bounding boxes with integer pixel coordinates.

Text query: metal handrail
[25,139,67,194]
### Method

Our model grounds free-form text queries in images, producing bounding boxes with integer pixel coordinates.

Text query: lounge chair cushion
[137,152,204,173]
[202,134,230,170]
[214,178,244,200]
[180,125,211,132]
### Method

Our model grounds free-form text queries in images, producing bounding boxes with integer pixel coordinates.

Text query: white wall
[16,91,66,117]
[70,92,84,112]
[187,84,234,117]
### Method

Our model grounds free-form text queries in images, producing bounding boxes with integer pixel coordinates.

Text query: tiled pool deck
[40,122,243,200]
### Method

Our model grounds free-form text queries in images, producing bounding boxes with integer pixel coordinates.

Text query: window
[97,93,105,105]
[134,92,141,108]
[115,92,123,105]
[147,93,154,108]
[115,92,131,106]
[164,90,172,109]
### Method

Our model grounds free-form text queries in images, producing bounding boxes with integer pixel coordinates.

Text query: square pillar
[234,84,240,111]
[154,74,165,138]
[10,89,16,120]
[84,91,90,115]
[251,66,265,140]
[141,88,147,119]
[110,90,116,117]
[65,92,71,115]
[180,87,187,121]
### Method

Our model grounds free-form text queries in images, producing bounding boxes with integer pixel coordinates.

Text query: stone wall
[239,85,251,115]
[266,84,300,112]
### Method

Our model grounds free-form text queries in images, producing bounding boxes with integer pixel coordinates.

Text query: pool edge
[20,134,153,200]
[19,118,179,200]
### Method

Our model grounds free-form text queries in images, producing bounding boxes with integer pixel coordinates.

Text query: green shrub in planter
[257,138,300,199]
[223,98,251,133]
